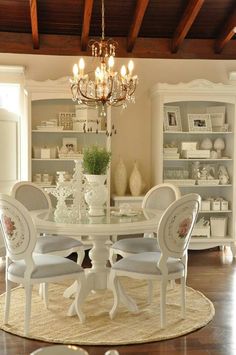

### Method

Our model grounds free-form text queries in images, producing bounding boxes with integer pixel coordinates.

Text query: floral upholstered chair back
[157,193,201,260]
[142,183,181,211]
[0,194,36,262]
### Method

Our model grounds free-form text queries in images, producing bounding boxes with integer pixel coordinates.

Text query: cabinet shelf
[164,131,232,135]
[191,236,232,242]
[32,130,106,134]
[32,158,81,161]
[199,210,232,213]
[163,180,232,187]
[164,158,232,161]
[179,184,232,187]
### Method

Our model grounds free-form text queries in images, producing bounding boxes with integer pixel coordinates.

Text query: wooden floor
[0,247,235,355]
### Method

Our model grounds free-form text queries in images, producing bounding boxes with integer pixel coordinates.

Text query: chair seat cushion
[111,237,159,254]
[34,235,83,254]
[8,254,83,279]
[112,252,184,275]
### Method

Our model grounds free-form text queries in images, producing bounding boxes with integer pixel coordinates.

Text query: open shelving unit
[150,79,236,255]
[25,77,111,199]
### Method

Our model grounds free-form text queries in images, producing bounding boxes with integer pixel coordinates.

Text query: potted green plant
[82,145,111,175]
[83,145,111,216]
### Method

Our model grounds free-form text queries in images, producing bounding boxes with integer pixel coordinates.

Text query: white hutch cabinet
[150,79,236,255]
[25,77,111,200]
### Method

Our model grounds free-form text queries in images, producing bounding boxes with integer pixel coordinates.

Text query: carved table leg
[66,234,111,314]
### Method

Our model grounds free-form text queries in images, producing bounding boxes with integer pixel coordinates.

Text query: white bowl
[30,345,89,355]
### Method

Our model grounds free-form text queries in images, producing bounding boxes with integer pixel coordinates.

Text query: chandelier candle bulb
[108,56,114,70]
[128,60,134,74]
[121,65,127,77]
[95,67,100,82]
[78,58,85,75]
[73,64,78,78]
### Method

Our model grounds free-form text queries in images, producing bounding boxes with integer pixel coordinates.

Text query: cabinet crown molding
[25,77,72,100]
[150,79,236,97]
[25,77,70,91]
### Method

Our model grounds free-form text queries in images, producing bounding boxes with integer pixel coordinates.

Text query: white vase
[84,174,108,216]
[214,138,225,158]
[114,157,127,196]
[129,161,143,196]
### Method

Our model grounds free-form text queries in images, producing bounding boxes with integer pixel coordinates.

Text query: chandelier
[70,0,138,116]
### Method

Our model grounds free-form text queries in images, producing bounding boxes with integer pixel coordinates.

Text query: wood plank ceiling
[0,0,236,59]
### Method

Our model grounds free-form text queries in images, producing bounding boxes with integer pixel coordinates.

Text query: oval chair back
[157,193,201,260]
[11,181,52,211]
[0,193,37,262]
[142,183,181,211]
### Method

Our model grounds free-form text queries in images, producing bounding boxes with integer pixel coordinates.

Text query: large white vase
[114,157,128,196]
[84,174,108,216]
[129,161,143,196]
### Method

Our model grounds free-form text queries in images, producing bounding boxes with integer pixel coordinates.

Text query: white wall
[1,53,236,193]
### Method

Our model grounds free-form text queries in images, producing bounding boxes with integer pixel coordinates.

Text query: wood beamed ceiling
[1,0,236,59]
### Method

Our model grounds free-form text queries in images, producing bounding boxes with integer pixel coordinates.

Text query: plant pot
[84,174,108,216]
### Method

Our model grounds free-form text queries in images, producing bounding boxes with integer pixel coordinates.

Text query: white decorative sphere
[214,138,225,150]
[200,138,213,150]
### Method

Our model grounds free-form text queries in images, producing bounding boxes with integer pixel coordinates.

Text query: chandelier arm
[76,81,101,104]
[106,76,115,100]
[111,83,129,104]
[127,82,137,97]
[77,80,97,102]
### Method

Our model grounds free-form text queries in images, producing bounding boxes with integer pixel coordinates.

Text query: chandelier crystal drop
[70,0,138,116]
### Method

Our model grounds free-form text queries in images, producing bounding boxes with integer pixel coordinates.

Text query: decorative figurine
[218,165,230,185]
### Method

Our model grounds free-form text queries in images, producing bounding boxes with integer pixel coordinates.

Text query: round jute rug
[0,279,215,345]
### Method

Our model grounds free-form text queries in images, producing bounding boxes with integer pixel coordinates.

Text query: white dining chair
[109,193,201,328]
[11,182,85,264]
[0,194,86,336]
[109,183,181,264]
[109,183,181,302]
[11,181,87,301]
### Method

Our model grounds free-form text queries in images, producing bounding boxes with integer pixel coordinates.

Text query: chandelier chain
[101,0,105,40]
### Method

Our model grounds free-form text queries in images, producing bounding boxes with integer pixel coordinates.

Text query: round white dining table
[31,208,163,315]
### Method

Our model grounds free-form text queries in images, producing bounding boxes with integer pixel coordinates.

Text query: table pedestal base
[65,234,138,317]
[64,234,110,299]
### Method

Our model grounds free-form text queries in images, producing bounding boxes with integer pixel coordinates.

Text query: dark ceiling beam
[2,32,236,59]
[171,0,205,53]
[81,0,94,51]
[127,0,149,52]
[215,8,236,53]
[29,0,39,49]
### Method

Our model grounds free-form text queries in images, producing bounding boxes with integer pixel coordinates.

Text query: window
[0,66,27,193]
[0,83,20,114]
